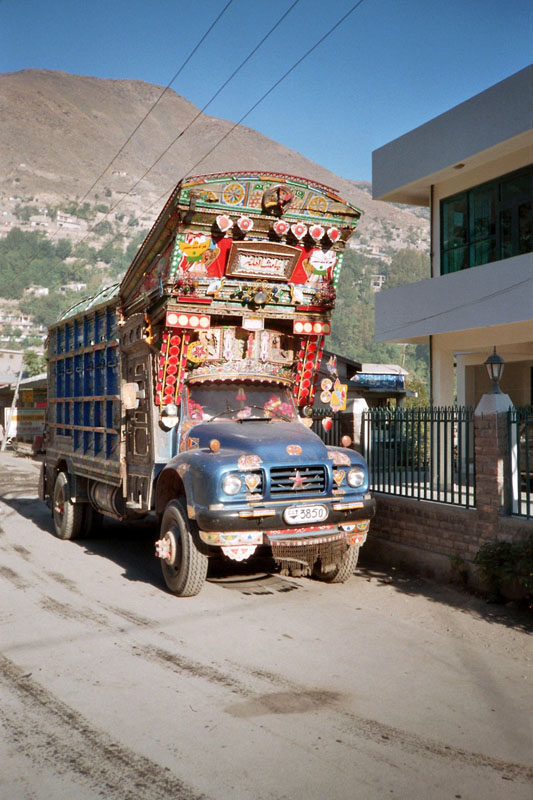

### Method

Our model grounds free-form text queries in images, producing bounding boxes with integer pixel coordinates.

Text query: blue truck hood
[187,419,328,463]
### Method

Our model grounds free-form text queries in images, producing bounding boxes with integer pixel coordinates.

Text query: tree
[92,220,113,237]
[24,350,47,377]
[14,204,39,221]
[55,239,72,260]
[385,248,430,288]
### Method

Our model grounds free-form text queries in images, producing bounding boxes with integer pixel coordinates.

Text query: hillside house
[24,285,49,297]
[56,212,81,230]
[372,66,532,408]
[58,282,87,294]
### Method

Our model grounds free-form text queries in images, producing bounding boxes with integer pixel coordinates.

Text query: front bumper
[195,495,375,543]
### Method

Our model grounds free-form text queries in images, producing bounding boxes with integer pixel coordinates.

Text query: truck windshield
[184,382,298,422]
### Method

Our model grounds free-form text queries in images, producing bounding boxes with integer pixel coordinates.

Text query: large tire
[52,472,84,540]
[159,500,208,597]
[313,544,360,584]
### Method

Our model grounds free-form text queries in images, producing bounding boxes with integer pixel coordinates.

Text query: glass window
[470,184,496,242]
[441,165,532,274]
[519,201,532,254]
[442,194,467,249]
[501,171,529,204]
[185,381,298,422]
[442,246,468,273]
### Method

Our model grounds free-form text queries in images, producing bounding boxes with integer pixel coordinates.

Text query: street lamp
[484,347,505,394]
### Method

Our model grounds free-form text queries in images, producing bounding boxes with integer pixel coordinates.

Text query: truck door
[121,319,154,512]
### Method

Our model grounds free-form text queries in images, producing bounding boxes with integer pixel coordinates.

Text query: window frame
[440,165,533,275]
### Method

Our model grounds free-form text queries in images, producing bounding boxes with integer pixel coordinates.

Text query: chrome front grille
[269,465,327,496]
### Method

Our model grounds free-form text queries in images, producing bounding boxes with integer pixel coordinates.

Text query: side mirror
[122,382,144,410]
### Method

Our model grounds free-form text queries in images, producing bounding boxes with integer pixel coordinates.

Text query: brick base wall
[362,409,533,587]
[364,494,532,586]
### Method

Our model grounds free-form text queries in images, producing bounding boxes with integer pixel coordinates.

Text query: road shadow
[0,490,297,595]
[1,453,530,614]
[358,550,533,635]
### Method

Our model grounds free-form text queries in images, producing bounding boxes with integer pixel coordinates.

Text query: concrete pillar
[431,341,455,406]
[474,392,514,526]
[351,397,369,452]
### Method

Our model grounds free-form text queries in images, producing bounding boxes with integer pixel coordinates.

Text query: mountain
[0,69,430,380]
[0,69,429,251]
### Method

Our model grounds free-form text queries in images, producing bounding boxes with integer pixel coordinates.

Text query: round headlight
[222,473,242,496]
[347,467,365,488]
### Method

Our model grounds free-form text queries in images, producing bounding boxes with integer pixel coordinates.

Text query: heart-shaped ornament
[309,224,325,242]
[273,219,290,237]
[244,473,261,492]
[322,417,333,432]
[237,215,254,233]
[333,470,345,487]
[327,226,341,243]
[216,214,233,233]
[291,222,307,240]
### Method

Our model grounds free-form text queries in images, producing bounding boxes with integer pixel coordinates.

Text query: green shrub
[474,535,533,601]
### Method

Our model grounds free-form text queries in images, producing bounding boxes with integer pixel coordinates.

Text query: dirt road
[0,452,531,800]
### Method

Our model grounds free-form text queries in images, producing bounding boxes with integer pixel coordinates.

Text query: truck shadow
[0,495,297,594]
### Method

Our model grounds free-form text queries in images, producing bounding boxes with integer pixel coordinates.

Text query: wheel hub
[155,528,178,564]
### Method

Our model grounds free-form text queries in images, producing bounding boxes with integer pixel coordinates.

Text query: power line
[182,0,368,180]
[31,0,234,253]
[376,278,533,338]
[82,0,302,243]
[131,0,368,230]
[75,0,234,209]
[17,0,367,301]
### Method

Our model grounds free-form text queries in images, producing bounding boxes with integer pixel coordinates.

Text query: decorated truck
[40,171,375,596]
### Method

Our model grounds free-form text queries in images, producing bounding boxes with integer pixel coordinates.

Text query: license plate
[283,504,328,525]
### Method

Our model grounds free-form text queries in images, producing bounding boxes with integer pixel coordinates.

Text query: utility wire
[376,278,532,337]
[73,0,235,212]
[139,0,368,223]
[182,0,367,181]
[21,0,365,295]
[81,0,302,242]
[33,0,234,253]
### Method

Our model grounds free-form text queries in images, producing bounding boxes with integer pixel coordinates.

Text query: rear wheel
[52,472,84,540]
[313,544,359,584]
[159,500,208,597]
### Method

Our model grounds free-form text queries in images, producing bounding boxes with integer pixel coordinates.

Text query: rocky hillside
[0,69,429,254]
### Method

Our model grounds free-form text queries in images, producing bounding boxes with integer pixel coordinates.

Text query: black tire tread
[52,472,84,540]
[160,500,208,597]
[313,544,359,584]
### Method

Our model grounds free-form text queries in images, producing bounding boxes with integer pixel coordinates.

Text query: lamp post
[484,347,504,394]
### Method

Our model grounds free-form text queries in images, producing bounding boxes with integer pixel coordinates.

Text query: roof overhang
[372,66,533,205]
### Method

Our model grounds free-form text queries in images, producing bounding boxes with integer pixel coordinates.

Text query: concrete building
[372,66,533,408]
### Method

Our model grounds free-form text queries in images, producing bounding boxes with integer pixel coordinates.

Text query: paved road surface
[0,452,531,800]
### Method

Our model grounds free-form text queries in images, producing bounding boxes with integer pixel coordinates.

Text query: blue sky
[2,0,531,181]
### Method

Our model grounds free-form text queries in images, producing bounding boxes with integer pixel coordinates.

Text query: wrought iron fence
[312,409,342,447]
[509,406,532,519]
[362,406,475,508]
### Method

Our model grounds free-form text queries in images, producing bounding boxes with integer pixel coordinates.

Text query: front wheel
[158,500,208,597]
[312,544,360,584]
[52,472,84,540]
